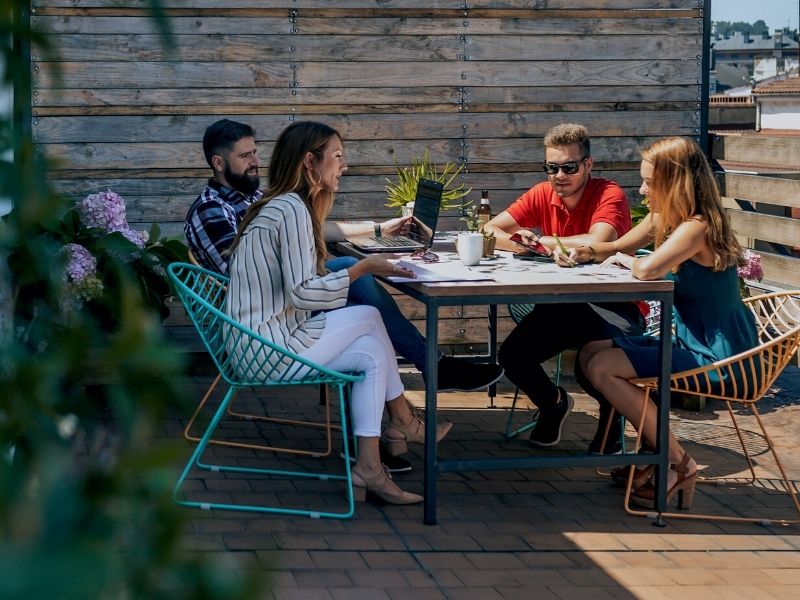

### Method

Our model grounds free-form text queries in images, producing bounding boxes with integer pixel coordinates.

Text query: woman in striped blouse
[226,121,452,505]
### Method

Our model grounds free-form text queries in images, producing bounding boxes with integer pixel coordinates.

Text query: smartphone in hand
[509,232,551,257]
[512,249,553,262]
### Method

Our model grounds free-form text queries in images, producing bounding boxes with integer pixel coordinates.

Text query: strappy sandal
[381,415,453,456]
[610,464,656,489]
[351,466,423,505]
[631,453,698,510]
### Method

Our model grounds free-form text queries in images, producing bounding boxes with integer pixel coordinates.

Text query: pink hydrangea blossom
[60,243,104,311]
[76,190,129,233]
[120,228,148,249]
[62,243,97,283]
[738,249,764,281]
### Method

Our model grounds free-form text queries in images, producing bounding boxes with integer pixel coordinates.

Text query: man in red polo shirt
[484,123,642,451]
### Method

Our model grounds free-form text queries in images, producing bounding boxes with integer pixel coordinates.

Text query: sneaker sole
[437,368,505,393]
[529,392,574,447]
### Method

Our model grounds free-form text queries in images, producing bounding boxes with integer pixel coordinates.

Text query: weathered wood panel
[729,212,800,250]
[719,173,800,210]
[31,1,703,350]
[758,253,800,290]
[712,135,800,170]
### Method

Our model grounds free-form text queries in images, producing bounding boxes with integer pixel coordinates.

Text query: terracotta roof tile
[752,77,800,94]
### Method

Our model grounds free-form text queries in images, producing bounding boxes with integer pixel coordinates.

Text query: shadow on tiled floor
[167,367,800,599]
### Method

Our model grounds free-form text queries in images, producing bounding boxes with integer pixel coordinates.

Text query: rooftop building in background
[752,74,800,131]
[712,28,799,90]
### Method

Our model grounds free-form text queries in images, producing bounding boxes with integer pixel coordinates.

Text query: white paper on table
[386,259,494,282]
[487,262,637,284]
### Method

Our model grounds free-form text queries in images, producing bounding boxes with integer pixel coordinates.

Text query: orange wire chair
[183,250,339,457]
[617,289,800,525]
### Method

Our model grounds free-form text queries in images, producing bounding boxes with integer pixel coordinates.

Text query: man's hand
[512,228,541,248]
[380,215,413,237]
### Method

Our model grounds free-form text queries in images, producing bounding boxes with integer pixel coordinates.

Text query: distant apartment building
[711,28,799,90]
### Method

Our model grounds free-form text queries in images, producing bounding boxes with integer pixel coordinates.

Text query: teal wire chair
[167,262,365,519]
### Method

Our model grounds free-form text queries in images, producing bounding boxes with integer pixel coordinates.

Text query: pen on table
[552,234,575,267]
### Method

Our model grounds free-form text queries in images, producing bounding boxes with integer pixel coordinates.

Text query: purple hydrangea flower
[76,190,129,233]
[60,243,104,311]
[62,243,97,283]
[120,228,147,249]
[738,249,764,281]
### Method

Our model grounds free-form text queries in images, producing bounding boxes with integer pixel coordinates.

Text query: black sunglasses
[410,248,440,263]
[542,156,588,175]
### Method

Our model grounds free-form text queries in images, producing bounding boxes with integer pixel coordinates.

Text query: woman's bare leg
[584,347,692,467]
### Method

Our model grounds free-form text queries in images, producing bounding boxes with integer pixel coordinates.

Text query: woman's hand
[380,215,413,237]
[350,254,415,280]
[600,252,635,270]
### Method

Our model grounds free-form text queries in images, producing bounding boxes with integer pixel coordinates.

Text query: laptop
[347,178,443,252]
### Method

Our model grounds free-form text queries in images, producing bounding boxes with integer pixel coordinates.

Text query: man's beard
[224,163,260,195]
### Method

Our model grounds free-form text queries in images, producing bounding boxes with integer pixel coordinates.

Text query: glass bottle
[477,190,492,229]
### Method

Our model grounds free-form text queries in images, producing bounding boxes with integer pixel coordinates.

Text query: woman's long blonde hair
[643,136,743,271]
[231,121,340,273]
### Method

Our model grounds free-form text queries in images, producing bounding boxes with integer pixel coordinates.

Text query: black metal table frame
[391,283,675,525]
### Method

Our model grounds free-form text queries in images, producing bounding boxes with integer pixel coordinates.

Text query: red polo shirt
[506,177,631,238]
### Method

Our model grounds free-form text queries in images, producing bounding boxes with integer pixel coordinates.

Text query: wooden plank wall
[713,134,800,290]
[31,0,704,351]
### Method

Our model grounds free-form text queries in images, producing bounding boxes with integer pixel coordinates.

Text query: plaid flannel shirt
[184,179,262,274]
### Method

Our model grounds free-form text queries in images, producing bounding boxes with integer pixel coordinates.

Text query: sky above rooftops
[711,0,797,32]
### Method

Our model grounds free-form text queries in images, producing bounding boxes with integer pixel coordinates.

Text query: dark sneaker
[588,414,625,455]
[435,356,504,392]
[339,444,413,474]
[529,387,574,447]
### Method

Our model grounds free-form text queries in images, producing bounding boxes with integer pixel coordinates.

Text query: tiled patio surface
[170,364,800,599]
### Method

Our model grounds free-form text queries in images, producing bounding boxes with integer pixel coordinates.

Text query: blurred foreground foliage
[0,3,263,598]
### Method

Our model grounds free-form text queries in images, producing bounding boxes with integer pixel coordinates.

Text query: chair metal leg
[184,376,340,457]
[174,382,356,520]
[503,386,539,439]
[503,352,561,439]
[622,386,800,525]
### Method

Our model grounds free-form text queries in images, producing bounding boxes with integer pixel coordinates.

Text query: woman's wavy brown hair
[643,136,743,271]
[231,121,340,273]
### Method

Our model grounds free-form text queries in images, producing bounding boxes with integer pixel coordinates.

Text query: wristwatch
[373,222,382,238]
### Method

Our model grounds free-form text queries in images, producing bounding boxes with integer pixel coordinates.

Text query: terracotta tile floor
[170,365,800,599]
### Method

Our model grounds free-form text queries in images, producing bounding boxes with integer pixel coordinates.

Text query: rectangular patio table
[334,244,675,525]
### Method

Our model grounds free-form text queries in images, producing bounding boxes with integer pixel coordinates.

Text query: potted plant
[460,202,496,257]
[385,149,471,215]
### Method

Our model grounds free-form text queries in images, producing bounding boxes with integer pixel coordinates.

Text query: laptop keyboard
[370,236,419,247]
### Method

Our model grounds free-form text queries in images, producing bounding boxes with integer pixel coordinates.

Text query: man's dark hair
[202,119,256,168]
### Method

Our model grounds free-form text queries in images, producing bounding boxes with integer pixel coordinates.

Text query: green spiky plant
[385,149,471,213]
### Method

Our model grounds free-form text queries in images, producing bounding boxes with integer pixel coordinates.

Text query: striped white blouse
[225,192,350,376]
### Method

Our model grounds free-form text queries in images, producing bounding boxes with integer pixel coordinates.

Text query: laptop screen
[408,178,443,247]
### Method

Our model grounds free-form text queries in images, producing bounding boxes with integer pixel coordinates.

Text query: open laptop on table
[347,178,443,252]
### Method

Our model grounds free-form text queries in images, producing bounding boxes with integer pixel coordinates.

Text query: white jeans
[298,305,404,437]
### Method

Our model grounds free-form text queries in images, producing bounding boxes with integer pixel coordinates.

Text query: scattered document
[387,259,494,282]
